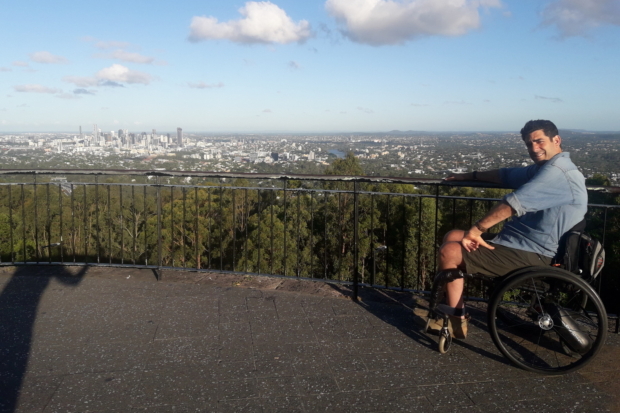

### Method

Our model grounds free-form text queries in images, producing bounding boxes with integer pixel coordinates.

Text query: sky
[1,0,619,133]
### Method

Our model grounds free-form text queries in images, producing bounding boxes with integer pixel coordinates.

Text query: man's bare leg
[439,230,467,310]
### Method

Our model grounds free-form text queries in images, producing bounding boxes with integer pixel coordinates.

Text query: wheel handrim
[489,271,607,374]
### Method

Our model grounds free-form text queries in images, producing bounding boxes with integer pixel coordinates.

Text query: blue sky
[1,0,619,133]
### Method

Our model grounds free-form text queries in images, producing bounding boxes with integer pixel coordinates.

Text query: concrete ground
[0,265,619,413]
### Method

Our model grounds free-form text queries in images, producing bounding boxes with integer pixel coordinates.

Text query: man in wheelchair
[428,119,588,339]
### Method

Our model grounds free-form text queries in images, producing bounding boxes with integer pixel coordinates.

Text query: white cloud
[99,80,125,88]
[96,64,152,85]
[357,106,374,113]
[289,60,301,69]
[12,61,29,67]
[325,0,501,45]
[189,1,312,44]
[188,82,224,89]
[63,64,152,88]
[0,67,11,72]
[542,0,620,37]
[263,109,272,113]
[63,76,99,87]
[14,84,61,94]
[97,50,156,64]
[74,88,97,95]
[30,51,68,64]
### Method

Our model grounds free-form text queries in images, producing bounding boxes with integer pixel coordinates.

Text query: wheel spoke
[489,270,607,374]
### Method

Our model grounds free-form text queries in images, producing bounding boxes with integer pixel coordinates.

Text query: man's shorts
[461,238,552,277]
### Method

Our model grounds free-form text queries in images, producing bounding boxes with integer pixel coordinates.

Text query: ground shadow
[326,283,511,366]
[0,265,88,413]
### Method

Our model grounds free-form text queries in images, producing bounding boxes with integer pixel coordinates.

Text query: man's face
[524,129,562,165]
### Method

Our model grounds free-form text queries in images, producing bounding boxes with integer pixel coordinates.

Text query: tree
[586,173,611,187]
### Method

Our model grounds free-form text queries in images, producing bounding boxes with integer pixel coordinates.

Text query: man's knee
[439,242,463,265]
[443,229,465,244]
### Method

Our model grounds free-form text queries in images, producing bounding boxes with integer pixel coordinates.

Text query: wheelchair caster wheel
[439,329,452,354]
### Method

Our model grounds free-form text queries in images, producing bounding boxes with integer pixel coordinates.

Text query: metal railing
[1,169,619,330]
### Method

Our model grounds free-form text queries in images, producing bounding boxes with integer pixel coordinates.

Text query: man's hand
[461,227,495,252]
[443,172,470,181]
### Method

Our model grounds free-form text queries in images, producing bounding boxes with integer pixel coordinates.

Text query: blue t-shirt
[491,152,588,258]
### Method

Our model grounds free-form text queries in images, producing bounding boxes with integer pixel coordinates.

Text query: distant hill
[386,130,431,135]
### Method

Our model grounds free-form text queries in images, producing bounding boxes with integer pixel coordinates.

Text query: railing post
[71,184,75,263]
[283,179,288,276]
[401,195,406,291]
[353,181,359,300]
[119,185,124,265]
[257,188,261,274]
[34,174,39,263]
[219,183,223,271]
[417,196,422,291]
[21,184,26,264]
[156,176,162,280]
[8,185,14,264]
[371,195,375,286]
[46,181,51,264]
[194,186,199,270]
[95,176,100,264]
[107,185,111,264]
[59,183,64,264]
[433,184,439,270]
[232,188,236,271]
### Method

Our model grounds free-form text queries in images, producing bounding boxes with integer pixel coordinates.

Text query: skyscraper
[177,128,183,147]
[93,124,100,144]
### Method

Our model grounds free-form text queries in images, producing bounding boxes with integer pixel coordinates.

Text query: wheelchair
[426,265,608,375]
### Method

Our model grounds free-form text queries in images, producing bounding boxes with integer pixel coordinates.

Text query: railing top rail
[0,168,619,193]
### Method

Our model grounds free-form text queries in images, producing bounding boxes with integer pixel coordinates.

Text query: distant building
[308,151,315,161]
[271,152,279,161]
[177,128,183,147]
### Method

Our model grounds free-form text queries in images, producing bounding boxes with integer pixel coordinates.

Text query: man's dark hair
[520,119,559,140]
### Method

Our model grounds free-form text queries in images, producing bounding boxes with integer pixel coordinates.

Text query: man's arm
[444,169,502,184]
[461,201,515,252]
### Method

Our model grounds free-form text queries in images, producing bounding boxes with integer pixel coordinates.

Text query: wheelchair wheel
[488,267,607,375]
[438,329,452,354]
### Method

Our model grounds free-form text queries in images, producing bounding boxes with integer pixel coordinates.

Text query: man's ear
[554,135,562,147]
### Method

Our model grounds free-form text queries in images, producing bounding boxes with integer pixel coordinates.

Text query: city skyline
[1,0,620,133]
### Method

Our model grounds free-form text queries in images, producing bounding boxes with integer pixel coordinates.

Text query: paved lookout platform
[0,266,619,413]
